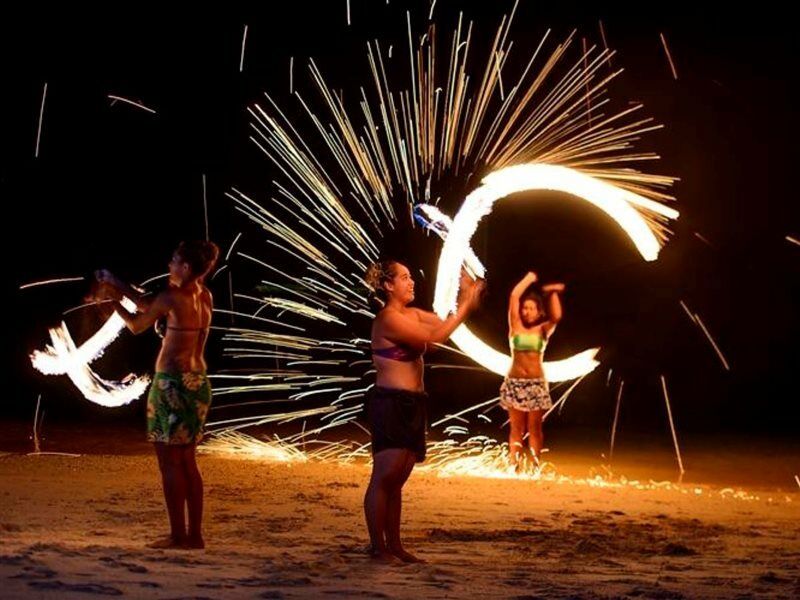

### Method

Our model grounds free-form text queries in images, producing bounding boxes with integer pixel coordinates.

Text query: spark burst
[208,3,680,476]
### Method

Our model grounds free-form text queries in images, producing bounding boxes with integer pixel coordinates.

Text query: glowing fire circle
[433,164,679,382]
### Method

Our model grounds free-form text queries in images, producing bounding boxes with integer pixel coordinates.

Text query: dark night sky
[1,2,797,436]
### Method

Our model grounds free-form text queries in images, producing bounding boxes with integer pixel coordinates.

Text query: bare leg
[364,449,410,562]
[508,408,527,467]
[181,444,204,549]
[150,444,187,548]
[527,409,544,462]
[385,451,423,562]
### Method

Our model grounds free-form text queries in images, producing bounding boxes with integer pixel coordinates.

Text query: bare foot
[183,536,205,550]
[146,535,185,549]
[389,546,425,563]
[367,545,401,564]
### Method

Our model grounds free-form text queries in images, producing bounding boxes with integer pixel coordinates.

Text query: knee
[378,472,401,490]
[184,457,200,476]
[161,465,180,485]
[368,468,388,489]
[373,468,405,491]
[160,451,184,473]
[185,465,203,485]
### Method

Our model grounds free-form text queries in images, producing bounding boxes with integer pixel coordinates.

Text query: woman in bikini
[500,271,565,470]
[363,260,483,562]
[92,240,219,549]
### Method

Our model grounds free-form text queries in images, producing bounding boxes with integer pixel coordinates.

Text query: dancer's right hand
[459,272,485,308]
[471,278,486,306]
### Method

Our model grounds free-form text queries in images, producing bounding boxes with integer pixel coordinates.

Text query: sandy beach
[1,423,798,599]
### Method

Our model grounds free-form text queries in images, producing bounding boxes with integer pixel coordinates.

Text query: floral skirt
[146,372,212,444]
[499,377,552,412]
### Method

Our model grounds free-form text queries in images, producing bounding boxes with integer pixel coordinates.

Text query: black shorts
[367,386,428,462]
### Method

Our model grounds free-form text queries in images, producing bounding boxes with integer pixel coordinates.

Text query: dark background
[2,2,797,441]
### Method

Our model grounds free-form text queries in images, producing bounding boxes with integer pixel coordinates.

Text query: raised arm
[508,271,538,330]
[541,282,565,335]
